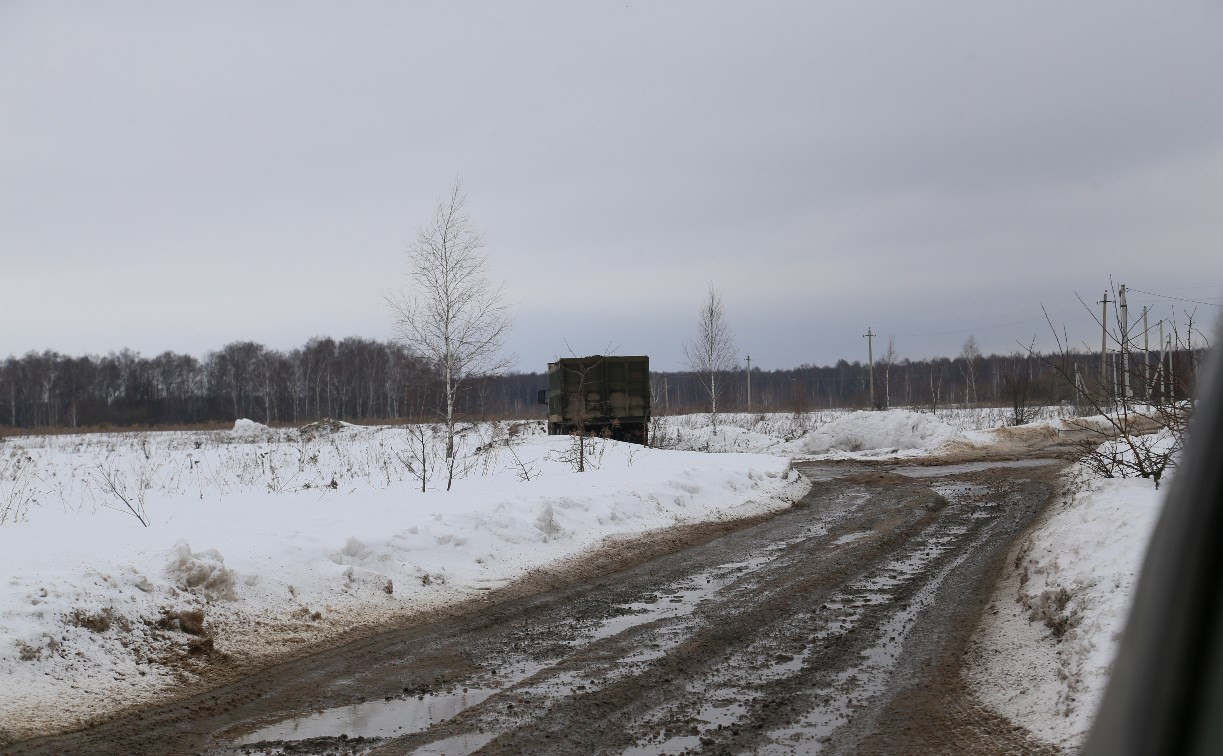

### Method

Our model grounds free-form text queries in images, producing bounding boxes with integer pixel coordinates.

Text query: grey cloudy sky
[3,1,1221,371]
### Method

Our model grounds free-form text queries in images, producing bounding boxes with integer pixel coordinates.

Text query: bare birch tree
[960,335,981,406]
[881,337,897,409]
[682,287,738,434]
[388,179,512,490]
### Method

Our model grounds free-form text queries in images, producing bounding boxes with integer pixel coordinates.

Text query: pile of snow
[793,409,961,457]
[656,409,961,457]
[0,427,804,742]
[968,438,1170,750]
[230,418,271,437]
[653,406,1073,459]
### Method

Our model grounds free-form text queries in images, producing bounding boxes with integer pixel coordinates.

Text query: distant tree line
[0,338,541,430]
[653,346,1198,415]
[0,339,1199,431]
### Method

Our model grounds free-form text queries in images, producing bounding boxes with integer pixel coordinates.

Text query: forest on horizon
[0,336,1198,431]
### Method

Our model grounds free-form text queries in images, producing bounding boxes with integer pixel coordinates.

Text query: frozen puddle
[892,458,1058,478]
[587,555,773,642]
[236,687,498,745]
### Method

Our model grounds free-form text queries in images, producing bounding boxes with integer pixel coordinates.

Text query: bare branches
[388,179,513,488]
[682,287,738,434]
[1001,338,1038,426]
[1035,294,1208,489]
[960,335,981,406]
[91,465,150,527]
[395,423,438,493]
[0,447,38,525]
[556,351,608,473]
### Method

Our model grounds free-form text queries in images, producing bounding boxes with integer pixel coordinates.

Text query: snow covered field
[0,419,807,740]
[0,406,1167,746]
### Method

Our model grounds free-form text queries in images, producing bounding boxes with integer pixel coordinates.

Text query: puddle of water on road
[411,730,497,754]
[833,530,871,545]
[235,687,499,745]
[892,458,1058,478]
[585,553,775,643]
[698,694,748,727]
[793,463,857,482]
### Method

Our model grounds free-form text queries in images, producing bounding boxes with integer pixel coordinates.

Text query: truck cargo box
[539,355,650,445]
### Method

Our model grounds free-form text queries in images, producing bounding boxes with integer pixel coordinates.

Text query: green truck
[538,355,650,445]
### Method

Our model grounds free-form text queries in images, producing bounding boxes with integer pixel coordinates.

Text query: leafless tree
[395,423,438,492]
[1002,338,1038,426]
[388,179,513,490]
[881,337,898,409]
[1037,303,1210,489]
[682,287,738,434]
[960,335,981,406]
[927,359,946,413]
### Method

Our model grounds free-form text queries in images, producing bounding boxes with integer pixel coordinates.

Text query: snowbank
[968,442,1168,749]
[656,408,971,458]
[230,418,271,437]
[660,406,1071,459]
[0,428,804,741]
[793,409,960,456]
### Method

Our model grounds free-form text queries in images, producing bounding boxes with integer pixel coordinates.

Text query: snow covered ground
[0,419,805,741]
[967,437,1171,750]
[651,404,1073,457]
[0,406,1160,746]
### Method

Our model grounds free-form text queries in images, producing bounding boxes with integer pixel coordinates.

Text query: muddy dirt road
[8,456,1067,755]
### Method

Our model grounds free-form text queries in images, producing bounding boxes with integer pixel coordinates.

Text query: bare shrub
[91,463,150,527]
[1038,299,1208,489]
[396,423,438,492]
[0,446,38,525]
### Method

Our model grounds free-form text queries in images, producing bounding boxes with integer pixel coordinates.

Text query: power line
[889,309,1076,338]
[1127,288,1222,308]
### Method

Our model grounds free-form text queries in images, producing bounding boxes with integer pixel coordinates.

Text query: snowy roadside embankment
[967,438,1170,750]
[653,407,1048,459]
[0,426,805,742]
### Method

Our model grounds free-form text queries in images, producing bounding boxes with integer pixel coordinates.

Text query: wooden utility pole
[1119,284,1131,400]
[1167,334,1175,400]
[1157,320,1165,400]
[745,354,752,412]
[1154,318,1164,401]
[863,327,875,409]
[1098,290,1112,403]
[1143,306,1151,400]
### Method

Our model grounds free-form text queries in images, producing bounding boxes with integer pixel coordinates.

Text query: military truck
[538,355,650,445]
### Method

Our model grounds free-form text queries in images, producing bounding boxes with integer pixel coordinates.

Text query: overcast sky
[3,1,1221,372]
